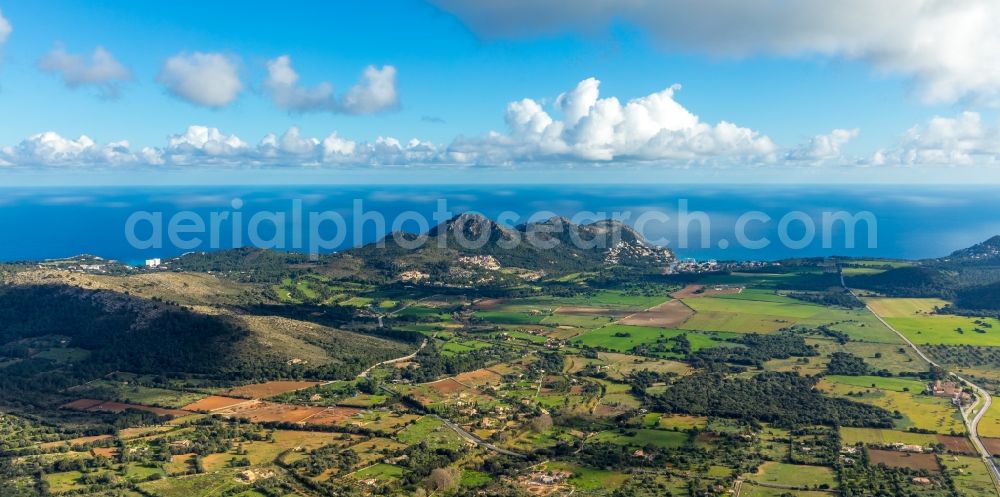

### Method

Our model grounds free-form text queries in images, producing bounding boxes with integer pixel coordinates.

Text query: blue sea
[1,185,998,264]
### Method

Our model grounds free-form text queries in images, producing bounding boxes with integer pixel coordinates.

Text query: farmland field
[182,395,250,412]
[945,455,996,497]
[975,404,1000,438]
[590,428,688,448]
[61,398,191,418]
[819,380,964,434]
[865,298,952,317]
[139,469,246,497]
[225,380,324,399]
[824,375,927,393]
[563,352,689,379]
[616,299,693,327]
[10,236,1000,496]
[395,416,467,449]
[68,380,206,409]
[542,461,630,491]
[749,462,837,488]
[867,449,941,471]
[741,488,835,497]
[884,315,1000,346]
[350,463,405,482]
[202,429,352,472]
[839,427,939,446]
[572,325,733,355]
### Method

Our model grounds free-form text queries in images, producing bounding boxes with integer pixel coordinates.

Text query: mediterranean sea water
[0,185,997,264]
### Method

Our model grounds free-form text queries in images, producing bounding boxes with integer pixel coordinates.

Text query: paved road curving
[436,415,527,458]
[844,273,1000,495]
[357,339,427,378]
[869,308,1000,493]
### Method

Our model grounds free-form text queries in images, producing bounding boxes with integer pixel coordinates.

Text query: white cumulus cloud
[259,126,321,158]
[157,52,243,108]
[878,112,1000,166]
[1,132,137,167]
[263,56,336,112]
[163,125,250,164]
[447,77,775,164]
[0,8,11,46]
[787,128,859,162]
[432,0,1000,105]
[263,56,399,114]
[0,125,442,168]
[341,65,399,114]
[38,44,131,98]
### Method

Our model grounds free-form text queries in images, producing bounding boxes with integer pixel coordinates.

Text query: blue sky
[1,0,999,184]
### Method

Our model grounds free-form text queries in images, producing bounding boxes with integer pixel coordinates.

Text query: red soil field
[181,395,249,412]
[225,380,323,399]
[428,378,466,394]
[981,438,1000,456]
[92,447,117,458]
[618,300,694,327]
[671,284,743,299]
[592,404,627,417]
[474,298,506,309]
[868,449,941,472]
[936,435,976,455]
[554,306,631,317]
[61,398,104,410]
[62,398,191,417]
[302,406,364,426]
[214,400,326,423]
[454,368,504,387]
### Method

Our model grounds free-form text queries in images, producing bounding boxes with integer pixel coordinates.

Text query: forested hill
[845,235,1000,313]
[0,284,247,376]
[346,212,675,276]
[0,283,411,383]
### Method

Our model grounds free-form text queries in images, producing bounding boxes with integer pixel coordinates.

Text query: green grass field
[742,487,837,497]
[713,289,802,304]
[652,414,708,431]
[395,416,466,449]
[43,471,89,494]
[68,380,206,409]
[866,298,952,317]
[841,267,887,276]
[439,339,493,356]
[865,298,1000,346]
[475,309,548,325]
[542,313,618,329]
[679,294,828,333]
[812,339,925,373]
[123,463,166,481]
[351,463,404,481]
[848,259,914,268]
[571,325,732,355]
[750,462,837,489]
[945,455,996,497]
[590,428,688,448]
[839,427,939,446]
[975,404,1000,438]
[543,461,629,491]
[820,379,964,434]
[513,291,668,311]
[563,352,689,380]
[460,469,493,488]
[885,315,1000,346]
[139,469,245,497]
[825,375,927,393]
